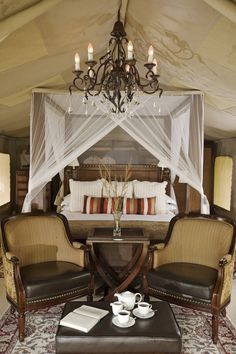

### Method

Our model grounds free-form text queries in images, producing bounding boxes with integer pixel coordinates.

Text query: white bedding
[61,210,175,222]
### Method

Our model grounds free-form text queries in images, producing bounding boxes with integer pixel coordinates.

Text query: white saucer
[112,316,135,328]
[132,308,155,319]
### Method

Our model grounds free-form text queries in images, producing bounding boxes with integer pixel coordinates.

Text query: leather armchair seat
[147,262,218,301]
[21,261,91,302]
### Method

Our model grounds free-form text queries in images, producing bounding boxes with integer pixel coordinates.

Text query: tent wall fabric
[22,91,206,213]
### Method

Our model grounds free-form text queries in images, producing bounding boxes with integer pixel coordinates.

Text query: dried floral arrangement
[99,164,132,213]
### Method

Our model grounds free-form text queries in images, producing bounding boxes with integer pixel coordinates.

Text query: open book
[59,305,109,333]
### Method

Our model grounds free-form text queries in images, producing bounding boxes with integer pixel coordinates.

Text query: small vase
[112,211,122,239]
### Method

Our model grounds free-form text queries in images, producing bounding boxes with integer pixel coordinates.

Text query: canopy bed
[22,90,207,242]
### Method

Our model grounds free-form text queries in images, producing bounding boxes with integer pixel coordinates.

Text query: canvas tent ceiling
[0,0,236,139]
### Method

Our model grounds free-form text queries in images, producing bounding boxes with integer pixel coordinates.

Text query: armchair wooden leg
[212,313,219,344]
[18,312,25,342]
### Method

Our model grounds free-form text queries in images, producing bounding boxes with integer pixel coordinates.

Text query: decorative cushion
[21,261,90,301]
[83,196,112,214]
[148,262,218,301]
[61,194,71,211]
[123,197,156,215]
[61,194,71,206]
[102,180,133,198]
[133,180,167,213]
[165,195,177,206]
[83,196,124,214]
[69,179,103,212]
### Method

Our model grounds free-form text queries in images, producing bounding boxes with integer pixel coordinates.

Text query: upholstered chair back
[153,217,234,269]
[3,214,84,267]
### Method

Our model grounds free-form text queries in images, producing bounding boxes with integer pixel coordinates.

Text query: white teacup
[110,301,124,316]
[138,302,152,315]
[117,310,130,324]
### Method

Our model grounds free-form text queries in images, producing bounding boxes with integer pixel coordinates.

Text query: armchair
[1,213,94,341]
[143,214,236,344]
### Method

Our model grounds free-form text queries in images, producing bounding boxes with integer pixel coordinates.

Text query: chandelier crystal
[69,11,163,114]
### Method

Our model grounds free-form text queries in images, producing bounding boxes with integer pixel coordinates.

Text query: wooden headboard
[64,164,170,196]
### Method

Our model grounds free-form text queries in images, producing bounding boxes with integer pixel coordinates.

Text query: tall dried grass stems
[99,164,132,212]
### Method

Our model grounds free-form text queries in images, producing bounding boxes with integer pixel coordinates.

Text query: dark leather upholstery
[56,301,182,353]
[21,261,90,301]
[148,263,218,301]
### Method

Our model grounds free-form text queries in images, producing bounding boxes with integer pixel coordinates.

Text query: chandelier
[69,11,163,114]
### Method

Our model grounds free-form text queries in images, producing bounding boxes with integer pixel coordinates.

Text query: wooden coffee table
[87,228,149,300]
[56,301,182,353]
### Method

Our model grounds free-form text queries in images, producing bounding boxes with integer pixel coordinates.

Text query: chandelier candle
[127,40,133,59]
[148,45,154,63]
[88,43,93,61]
[74,53,80,70]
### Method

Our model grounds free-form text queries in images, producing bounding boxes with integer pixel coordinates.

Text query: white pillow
[61,204,70,212]
[61,194,71,206]
[166,203,177,213]
[102,180,133,198]
[69,179,103,212]
[165,195,177,206]
[133,180,167,213]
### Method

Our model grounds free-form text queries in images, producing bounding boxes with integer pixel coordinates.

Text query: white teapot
[114,291,142,310]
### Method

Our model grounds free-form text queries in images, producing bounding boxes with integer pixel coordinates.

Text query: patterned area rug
[0,304,235,354]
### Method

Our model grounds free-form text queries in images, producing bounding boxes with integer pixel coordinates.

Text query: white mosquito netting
[22,89,207,212]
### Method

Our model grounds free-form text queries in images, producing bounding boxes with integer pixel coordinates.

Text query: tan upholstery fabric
[153,218,234,269]
[220,253,235,306]
[1,251,17,303]
[4,215,84,267]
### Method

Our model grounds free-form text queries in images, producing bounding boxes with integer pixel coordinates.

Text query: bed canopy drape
[22,89,207,213]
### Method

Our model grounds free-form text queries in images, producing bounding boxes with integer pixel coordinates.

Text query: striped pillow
[123,197,156,215]
[83,196,112,214]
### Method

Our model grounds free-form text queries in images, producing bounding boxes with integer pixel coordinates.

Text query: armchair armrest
[155,243,165,250]
[217,254,235,306]
[149,242,166,269]
[72,243,92,269]
[219,254,232,267]
[145,243,166,270]
[6,252,20,263]
[3,252,23,304]
[148,243,165,253]
[72,242,90,252]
